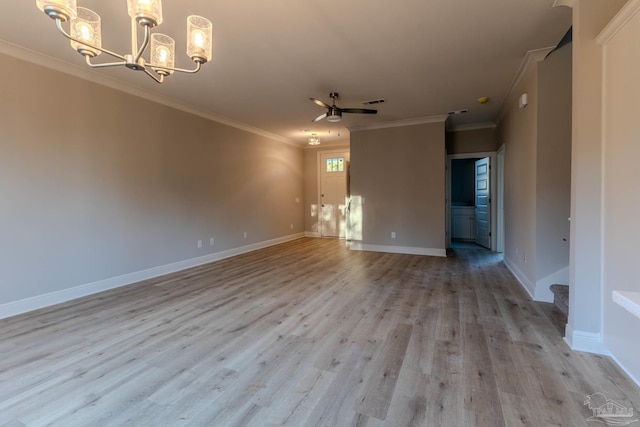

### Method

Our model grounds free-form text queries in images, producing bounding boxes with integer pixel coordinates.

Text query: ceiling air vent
[362,98,386,105]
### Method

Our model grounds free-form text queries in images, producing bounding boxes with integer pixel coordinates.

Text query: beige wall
[303,142,350,235]
[535,44,572,295]
[498,67,539,293]
[600,1,640,383]
[0,53,304,308]
[350,122,446,254]
[446,128,499,154]
[498,41,573,301]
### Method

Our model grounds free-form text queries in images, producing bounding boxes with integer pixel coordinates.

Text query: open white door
[475,157,491,249]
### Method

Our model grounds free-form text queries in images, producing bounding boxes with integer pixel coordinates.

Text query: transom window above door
[326,157,345,172]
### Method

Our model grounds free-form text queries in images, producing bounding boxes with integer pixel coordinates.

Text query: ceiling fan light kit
[327,109,342,123]
[36,0,212,84]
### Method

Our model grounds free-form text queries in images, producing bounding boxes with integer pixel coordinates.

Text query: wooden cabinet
[452,206,476,240]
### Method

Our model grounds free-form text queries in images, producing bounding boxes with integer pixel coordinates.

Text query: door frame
[317,149,350,238]
[446,151,500,250]
[496,145,505,253]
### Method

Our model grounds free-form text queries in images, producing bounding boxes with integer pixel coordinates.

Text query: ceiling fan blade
[312,112,328,122]
[340,108,378,114]
[310,98,332,109]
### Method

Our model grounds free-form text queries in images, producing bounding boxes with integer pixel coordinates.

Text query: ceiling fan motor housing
[327,107,342,122]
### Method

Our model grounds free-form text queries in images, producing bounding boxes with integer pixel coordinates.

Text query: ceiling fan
[310,92,377,123]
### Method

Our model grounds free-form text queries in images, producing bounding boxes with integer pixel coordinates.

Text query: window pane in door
[326,157,346,173]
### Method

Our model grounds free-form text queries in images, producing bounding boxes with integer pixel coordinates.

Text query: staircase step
[550,284,569,317]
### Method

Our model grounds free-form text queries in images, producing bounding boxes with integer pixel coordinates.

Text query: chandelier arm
[151,61,202,75]
[133,21,151,63]
[143,68,164,84]
[55,19,127,61]
[84,55,126,68]
[131,18,138,61]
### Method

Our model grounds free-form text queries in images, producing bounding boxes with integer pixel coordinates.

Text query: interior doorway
[446,151,501,251]
[318,150,350,238]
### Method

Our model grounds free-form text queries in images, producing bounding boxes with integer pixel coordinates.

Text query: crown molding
[0,39,297,146]
[447,122,497,132]
[495,46,554,125]
[597,0,640,45]
[553,0,576,8]
[349,115,448,132]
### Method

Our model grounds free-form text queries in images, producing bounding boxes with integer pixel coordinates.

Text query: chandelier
[308,134,320,145]
[36,0,212,84]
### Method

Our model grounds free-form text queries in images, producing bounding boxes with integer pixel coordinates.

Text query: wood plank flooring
[0,238,638,426]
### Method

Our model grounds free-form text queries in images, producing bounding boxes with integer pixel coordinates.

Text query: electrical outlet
[197,240,202,248]
[210,237,214,246]
[391,232,396,239]
[295,197,300,203]
[243,232,247,238]
[290,224,294,229]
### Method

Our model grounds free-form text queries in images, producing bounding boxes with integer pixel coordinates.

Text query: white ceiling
[0,1,571,144]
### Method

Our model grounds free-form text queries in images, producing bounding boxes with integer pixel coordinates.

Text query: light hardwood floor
[0,238,638,426]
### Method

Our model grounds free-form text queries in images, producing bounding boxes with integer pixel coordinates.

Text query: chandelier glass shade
[36,0,212,83]
[70,7,101,57]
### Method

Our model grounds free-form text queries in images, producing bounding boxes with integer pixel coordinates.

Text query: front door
[475,157,491,249]
[320,152,348,238]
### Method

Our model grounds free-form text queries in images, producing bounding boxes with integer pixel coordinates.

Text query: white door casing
[497,145,505,253]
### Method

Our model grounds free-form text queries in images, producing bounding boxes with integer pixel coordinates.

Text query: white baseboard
[0,233,305,320]
[535,266,569,302]
[564,325,640,387]
[503,256,535,299]
[304,231,321,238]
[564,324,610,355]
[608,352,640,389]
[349,243,446,257]
[503,258,568,303]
